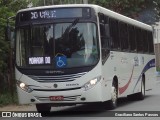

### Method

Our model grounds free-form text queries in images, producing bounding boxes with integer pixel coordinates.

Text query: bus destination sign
[30,8,82,20]
[29,57,51,65]
[19,8,91,22]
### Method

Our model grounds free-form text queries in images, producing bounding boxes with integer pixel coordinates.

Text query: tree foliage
[0,0,29,72]
[88,0,148,18]
[0,0,29,93]
[153,0,160,16]
[27,0,84,7]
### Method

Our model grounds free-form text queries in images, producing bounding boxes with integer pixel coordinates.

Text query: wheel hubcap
[142,82,145,96]
[111,86,117,104]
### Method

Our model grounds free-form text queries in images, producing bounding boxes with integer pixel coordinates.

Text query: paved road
[1,80,160,120]
[47,80,160,113]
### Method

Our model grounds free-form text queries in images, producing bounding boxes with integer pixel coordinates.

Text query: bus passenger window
[109,19,120,50]
[128,26,136,52]
[119,22,129,51]
[100,23,110,63]
[143,30,149,53]
[148,32,154,53]
[136,28,144,52]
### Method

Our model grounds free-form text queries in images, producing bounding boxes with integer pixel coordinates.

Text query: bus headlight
[82,76,101,91]
[17,81,33,93]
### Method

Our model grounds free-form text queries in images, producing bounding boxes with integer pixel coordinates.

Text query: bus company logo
[45,70,64,74]
[53,84,58,88]
[66,83,79,87]
[134,56,139,66]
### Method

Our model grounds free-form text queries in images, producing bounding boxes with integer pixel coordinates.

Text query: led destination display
[19,8,91,22]
[29,57,51,65]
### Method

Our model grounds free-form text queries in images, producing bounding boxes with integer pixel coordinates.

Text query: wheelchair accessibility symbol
[56,56,67,68]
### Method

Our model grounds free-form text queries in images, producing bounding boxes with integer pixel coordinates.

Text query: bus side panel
[128,53,155,94]
[116,52,136,97]
[101,56,113,101]
[142,54,155,91]
[102,51,134,99]
[101,51,130,101]
[102,51,155,99]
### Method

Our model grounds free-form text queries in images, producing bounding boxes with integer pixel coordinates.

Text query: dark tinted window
[148,32,154,53]
[143,30,149,53]
[128,25,136,51]
[136,28,143,52]
[99,14,110,62]
[109,19,120,50]
[119,22,129,50]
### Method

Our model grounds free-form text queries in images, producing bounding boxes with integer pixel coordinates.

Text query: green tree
[0,0,29,97]
[28,0,83,6]
[89,0,146,18]
[0,0,29,71]
[153,0,160,17]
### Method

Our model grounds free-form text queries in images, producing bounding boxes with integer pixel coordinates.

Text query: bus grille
[28,72,87,82]
[35,95,81,102]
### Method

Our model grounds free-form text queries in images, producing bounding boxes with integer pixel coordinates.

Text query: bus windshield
[16,22,99,69]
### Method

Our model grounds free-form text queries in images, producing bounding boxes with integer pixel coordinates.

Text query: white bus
[13,4,155,112]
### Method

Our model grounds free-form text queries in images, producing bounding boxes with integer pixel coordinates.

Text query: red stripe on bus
[119,67,134,95]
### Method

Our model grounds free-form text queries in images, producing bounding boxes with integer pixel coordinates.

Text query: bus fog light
[17,81,33,93]
[82,76,101,91]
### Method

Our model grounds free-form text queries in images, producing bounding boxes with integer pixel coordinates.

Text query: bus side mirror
[6,16,15,48]
[6,26,11,41]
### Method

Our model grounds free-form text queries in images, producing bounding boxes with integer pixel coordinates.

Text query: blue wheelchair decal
[55,56,67,68]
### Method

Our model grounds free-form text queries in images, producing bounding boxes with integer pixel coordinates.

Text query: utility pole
[7,16,15,102]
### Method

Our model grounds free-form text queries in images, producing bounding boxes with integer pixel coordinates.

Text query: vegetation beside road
[0,91,18,107]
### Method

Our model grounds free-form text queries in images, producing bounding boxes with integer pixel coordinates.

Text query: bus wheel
[136,77,145,100]
[128,77,145,101]
[107,81,118,109]
[36,104,51,115]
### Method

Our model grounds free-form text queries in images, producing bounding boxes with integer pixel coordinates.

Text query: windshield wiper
[62,18,79,38]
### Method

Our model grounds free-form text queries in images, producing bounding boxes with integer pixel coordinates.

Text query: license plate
[50,96,64,101]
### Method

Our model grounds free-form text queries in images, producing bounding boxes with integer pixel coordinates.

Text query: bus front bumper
[17,82,109,105]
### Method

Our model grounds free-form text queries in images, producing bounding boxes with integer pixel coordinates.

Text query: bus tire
[127,76,145,101]
[36,104,51,115]
[136,76,145,100]
[107,80,118,109]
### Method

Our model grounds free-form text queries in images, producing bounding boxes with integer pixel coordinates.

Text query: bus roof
[17,4,152,31]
